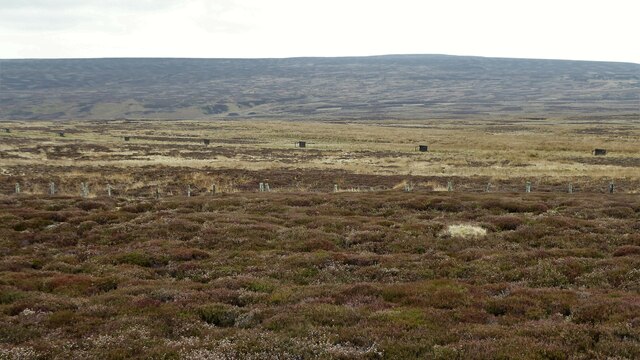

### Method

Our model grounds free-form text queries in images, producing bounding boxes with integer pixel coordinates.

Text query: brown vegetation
[0,191,638,359]
[0,118,638,358]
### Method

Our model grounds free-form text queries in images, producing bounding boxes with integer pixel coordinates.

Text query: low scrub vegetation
[0,191,638,359]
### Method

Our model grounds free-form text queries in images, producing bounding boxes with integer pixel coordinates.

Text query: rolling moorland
[0,56,639,359]
[0,55,638,121]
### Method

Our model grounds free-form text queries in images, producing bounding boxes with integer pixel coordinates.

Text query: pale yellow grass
[1,119,639,181]
[445,224,488,239]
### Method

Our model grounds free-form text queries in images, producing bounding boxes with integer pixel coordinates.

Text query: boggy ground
[0,191,639,359]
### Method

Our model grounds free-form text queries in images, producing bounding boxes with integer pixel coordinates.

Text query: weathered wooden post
[259,182,265,192]
[155,187,160,199]
[334,184,339,193]
[568,184,573,194]
[107,184,112,197]
[485,183,491,192]
[15,183,20,194]
[609,181,614,194]
[265,183,270,192]
[404,181,414,192]
[447,181,453,192]
[187,185,192,197]
[81,182,89,198]
[49,182,56,195]
[211,184,216,194]
[525,181,531,193]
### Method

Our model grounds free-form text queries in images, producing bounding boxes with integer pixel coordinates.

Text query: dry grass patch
[445,224,488,239]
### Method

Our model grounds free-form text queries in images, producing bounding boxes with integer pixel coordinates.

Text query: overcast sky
[0,0,638,62]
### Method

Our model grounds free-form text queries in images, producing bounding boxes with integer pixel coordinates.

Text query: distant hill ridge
[1,54,638,121]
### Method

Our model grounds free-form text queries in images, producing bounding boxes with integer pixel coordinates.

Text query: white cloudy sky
[0,0,638,62]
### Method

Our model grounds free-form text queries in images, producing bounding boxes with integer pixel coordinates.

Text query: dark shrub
[13,218,54,231]
[92,277,119,293]
[77,220,98,235]
[488,215,524,231]
[482,198,549,213]
[77,200,109,211]
[0,290,25,304]
[47,310,79,327]
[198,305,237,327]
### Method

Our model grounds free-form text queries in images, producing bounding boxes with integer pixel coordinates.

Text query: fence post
[568,184,573,194]
[107,184,112,197]
[525,181,531,193]
[485,183,491,192]
[334,184,339,193]
[155,187,160,199]
[49,182,56,196]
[609,181,614,194]
[187,185,192,197]
[265,183,270,192]
[259,182,265,192]
[447,181,453,192]
[15,183,20,195]
[211,184,216,194]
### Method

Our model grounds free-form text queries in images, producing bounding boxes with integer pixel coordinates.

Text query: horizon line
[1,53,638,65]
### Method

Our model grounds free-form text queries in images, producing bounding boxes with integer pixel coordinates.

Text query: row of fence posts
[486,181,612,194]
[9,180,620,197]
[399,180,615,194]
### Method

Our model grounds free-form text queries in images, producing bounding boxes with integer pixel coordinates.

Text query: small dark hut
[203,139,210,146]
[296,141,306,148]
[592,148,607,156]
[417,145,428,152]
[4,128,10,133]
[58,131,65,137]
[124,136,130,141]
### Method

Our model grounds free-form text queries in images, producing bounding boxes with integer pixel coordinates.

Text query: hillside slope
[0,55,638,120]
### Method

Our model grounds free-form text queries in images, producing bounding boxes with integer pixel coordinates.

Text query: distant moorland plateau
[0,55,638,121]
